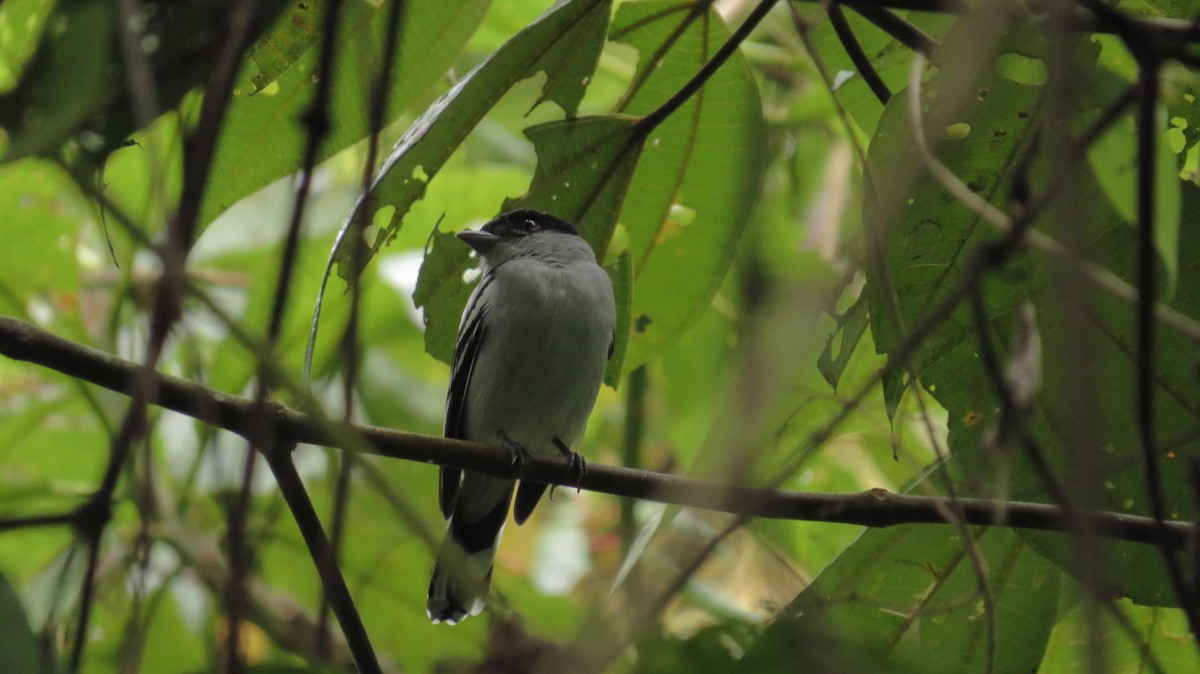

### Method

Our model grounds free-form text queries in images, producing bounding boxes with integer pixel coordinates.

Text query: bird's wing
[439,274,493,519]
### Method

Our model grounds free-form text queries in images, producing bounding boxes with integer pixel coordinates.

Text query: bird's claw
[552,437,587,494]
[497,430,532,470]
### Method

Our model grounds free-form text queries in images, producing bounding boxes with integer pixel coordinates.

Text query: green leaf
[246,0,373,93]
[863,23,1200,606]
[0,0,59,93]
[0,0,113,160]
[338,0,612,281]
[0,571,48,673]
[634,623,748,674]
[1040,590,1200,672]
[750,526,1060,674]
[411,228,475,367]
[609,0,767,371]
[509,115,643,252]
[199,0,491,229]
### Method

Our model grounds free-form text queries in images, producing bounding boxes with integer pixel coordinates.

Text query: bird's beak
[457,230,500,254]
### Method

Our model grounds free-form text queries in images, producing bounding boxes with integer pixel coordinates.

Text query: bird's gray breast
[463,256,614,455]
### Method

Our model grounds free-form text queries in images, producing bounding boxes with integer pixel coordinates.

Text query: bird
[426,208,616,625]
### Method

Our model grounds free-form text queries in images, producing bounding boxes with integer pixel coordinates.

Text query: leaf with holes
[335,0,612,282]
[864,23,1200,605]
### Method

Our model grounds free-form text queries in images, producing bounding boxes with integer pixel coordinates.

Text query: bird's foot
[497,430,532,470]
[550,436,587,498]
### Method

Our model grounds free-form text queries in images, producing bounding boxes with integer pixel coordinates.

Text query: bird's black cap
[482,209,580,238]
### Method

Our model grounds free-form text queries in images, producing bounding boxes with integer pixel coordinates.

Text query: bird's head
[457,209,590,270]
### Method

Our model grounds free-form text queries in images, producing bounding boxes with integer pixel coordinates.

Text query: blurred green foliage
[0,0,1198,672]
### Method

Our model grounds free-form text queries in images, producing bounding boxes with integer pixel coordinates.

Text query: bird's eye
[524,219,540,231]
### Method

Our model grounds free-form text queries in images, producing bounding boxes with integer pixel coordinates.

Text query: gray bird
[427,209,616,624]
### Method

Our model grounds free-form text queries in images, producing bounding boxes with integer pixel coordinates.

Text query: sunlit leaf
[1041,590,1200,672]
[0,0,59,93]
[0,160,80,309]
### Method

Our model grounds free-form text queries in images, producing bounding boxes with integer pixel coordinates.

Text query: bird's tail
[427,479,514,624]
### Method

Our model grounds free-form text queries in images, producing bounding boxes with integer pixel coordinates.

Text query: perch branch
[0,315,1191,552]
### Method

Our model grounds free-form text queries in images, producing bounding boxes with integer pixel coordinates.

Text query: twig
[317,0,406,657]
[827,2,892,104]
[846,4,938,56]
[637,0,780,132]
[904,54,1200,344]
[224,0,344,669]
[264,446,382,674]
[1132,55,1200,637]
[160,517,400,673]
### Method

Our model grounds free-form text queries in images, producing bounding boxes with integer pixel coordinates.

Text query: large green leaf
[607,0,766,370]
[748,526,1059,673]
[338,0,611,281]
[361,0,610,363]
[198,0,491,229]
[863,22,1200,606]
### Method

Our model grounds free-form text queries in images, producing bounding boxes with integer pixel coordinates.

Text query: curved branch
[0,315,1192,551]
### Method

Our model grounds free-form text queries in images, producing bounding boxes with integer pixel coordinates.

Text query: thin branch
[1132,56,1200,636]
[904,54,1200,344]
[159,518,400,674]
[264,446,382,674]
[637,0,780,132]
[0,315,1192,551]
[792,0,1200,54]
[0,512,78,532]
[845,4,938,56]
[317,0,406,657]
[827,2,892,104]
[226,0,345,668]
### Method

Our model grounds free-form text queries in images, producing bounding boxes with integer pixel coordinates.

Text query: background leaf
[610,1,767,371]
